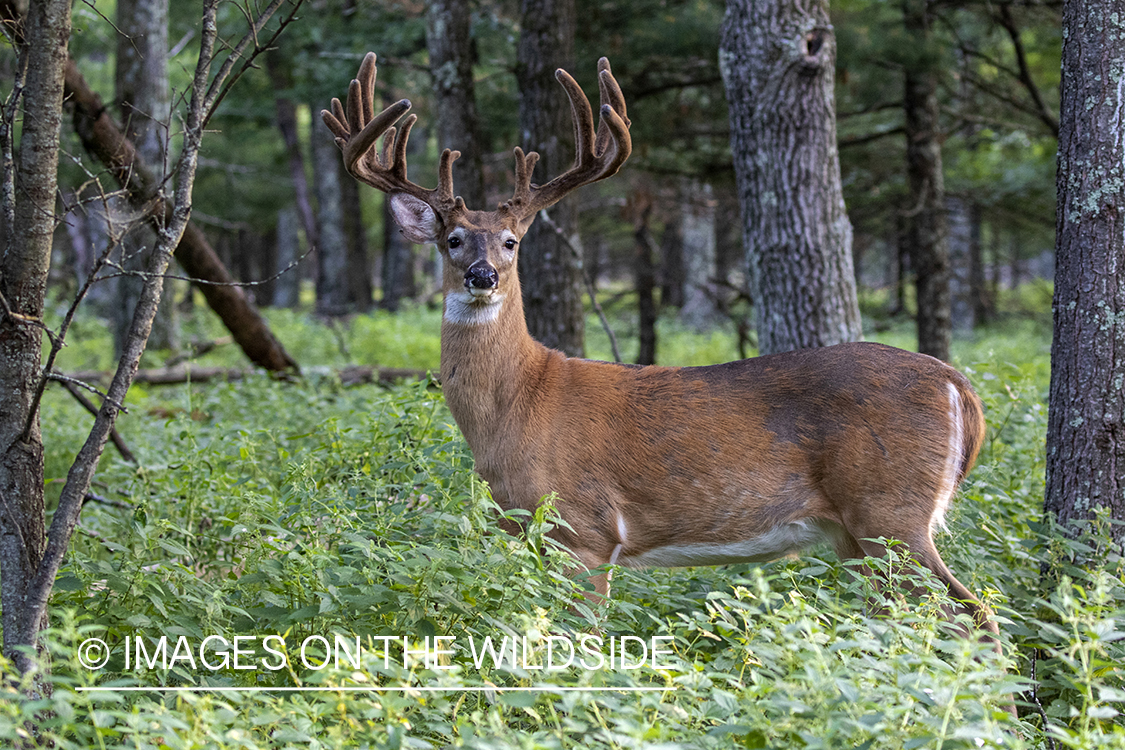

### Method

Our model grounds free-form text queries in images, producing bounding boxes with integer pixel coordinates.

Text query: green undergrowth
[5,302,1123,748]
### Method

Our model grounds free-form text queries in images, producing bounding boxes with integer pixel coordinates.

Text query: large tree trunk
[720,0,862,356]
[64,59,297,371]
[0,0,72,676]
[517,0,585,357]
[1044,0,1125,547]
[903,0,951,361]
[426,0,486,208]
[115,0,177,354]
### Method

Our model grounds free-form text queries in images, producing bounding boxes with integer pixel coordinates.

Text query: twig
[164,336,233,367]
[83,492,131,510]
[57,379,136,464]
[537,210,622,363]
[94,244,312,287]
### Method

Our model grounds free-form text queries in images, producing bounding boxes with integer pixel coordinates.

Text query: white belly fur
[619,520,832,568]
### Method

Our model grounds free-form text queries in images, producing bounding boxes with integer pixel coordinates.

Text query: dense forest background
[44,0,1058,362]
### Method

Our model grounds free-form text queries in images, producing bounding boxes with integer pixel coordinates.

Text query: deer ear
[389,193,441,245]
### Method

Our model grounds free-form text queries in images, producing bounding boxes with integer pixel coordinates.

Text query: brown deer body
[323,53,999,643]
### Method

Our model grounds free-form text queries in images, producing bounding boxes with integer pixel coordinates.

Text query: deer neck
[439,280,548,451]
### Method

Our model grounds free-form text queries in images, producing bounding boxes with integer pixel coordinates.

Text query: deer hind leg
[832,520,999,653]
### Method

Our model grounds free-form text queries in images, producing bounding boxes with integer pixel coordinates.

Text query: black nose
[465,264,498,289]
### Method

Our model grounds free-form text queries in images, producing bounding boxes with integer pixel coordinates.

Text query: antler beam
[503,57,632,222]
[321,52,463,218]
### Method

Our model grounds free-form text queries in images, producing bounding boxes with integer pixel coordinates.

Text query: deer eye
[503,238,517,250]
[447,236,461,249]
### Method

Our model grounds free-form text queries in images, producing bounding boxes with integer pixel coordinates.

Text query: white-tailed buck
[323,53,999,645]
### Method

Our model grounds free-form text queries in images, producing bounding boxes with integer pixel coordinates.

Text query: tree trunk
[720,0,862,356]
[634,202,658,365]
[380,89,423,311]
[266,48,318,248]
[115,0,177,354]
[1044,0,1125,546]
[0,0,71,676]
[64,58,297,371]
[659,211,685,309]
[340,164,372,311]
[310,108,351,316]
[426,0,486,208]
[679,178,720,331]
[969,203,991,324]
[902,0,951,361]
[517,0,585,357]
[273,206,300,307]
[946,195,974,334]
[1008,226,1022,289]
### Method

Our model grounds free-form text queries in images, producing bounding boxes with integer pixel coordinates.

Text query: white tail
[323,53,999,645]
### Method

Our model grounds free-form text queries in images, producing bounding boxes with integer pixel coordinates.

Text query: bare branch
[839,126,907,149]
[57,379,136,464]
[996,3,1059,136]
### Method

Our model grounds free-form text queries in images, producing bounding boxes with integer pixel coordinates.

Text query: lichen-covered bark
[720,0,861,356]
[516,0,584,357]
[1044,0,1125,544]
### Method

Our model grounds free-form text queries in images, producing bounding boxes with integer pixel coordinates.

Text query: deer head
[321,52,631,324]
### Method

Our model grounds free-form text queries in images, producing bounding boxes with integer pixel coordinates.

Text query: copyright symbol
[77,638,110,670]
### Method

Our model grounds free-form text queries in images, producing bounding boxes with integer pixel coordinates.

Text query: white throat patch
[444,290,505,326]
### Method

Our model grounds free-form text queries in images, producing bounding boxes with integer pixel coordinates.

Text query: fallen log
[63,365,432,387]
[61,56,299,373]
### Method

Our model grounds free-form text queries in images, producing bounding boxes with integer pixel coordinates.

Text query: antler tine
[593,58,630,162]
[505,58,632,222]
[321,52,459,215]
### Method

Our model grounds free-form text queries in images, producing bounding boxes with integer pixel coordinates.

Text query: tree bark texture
[902,0,951,361]
[0,0,72,675]
[115,0,178,354]
[1044,0,1125,544]
[64,59,297,371]
[720,0,862,356]
[517,0,585,357]
[426,0,486,208]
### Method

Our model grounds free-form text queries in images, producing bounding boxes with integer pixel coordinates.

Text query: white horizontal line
[76,685,668,693]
